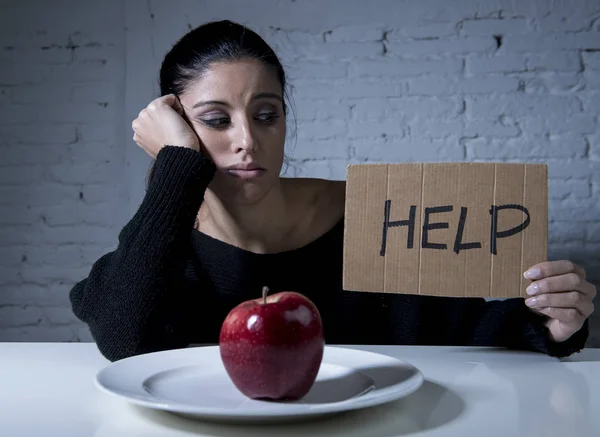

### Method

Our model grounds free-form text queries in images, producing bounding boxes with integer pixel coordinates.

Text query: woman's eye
[256,112,279,123]
[201,118,229,128]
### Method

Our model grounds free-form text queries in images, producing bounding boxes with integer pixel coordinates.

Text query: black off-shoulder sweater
[69,147,588,362]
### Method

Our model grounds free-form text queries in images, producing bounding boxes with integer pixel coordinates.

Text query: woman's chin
[209,179,276,206]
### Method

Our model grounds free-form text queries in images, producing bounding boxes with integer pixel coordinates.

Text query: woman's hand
[132,94,201,158]
[523,260,596,343]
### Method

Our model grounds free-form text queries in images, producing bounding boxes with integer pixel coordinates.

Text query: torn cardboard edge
[342,162,548,298]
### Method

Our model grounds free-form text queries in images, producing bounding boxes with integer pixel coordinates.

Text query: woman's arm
[70,146,216,361]
[409,294,588,357]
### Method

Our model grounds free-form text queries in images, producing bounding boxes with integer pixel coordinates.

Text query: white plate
[95,345,424,423]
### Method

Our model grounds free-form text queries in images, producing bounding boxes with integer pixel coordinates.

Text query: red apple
[219,286,325,401]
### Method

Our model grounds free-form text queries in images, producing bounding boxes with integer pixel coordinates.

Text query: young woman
[69,20,595,362]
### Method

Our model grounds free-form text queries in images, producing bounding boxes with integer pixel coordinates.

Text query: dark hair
[146,20,295,187]
[160,20,288,114]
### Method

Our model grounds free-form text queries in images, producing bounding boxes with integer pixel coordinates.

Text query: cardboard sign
[342,163,548,298]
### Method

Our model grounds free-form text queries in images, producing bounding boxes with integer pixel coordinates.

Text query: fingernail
[524,268,541,279]
[526,283,539,295]
[525,297,537,307]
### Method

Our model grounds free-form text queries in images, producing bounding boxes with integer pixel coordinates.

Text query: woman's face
[180,59,286,205]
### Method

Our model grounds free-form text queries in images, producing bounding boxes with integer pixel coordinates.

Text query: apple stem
[262,286,269,304]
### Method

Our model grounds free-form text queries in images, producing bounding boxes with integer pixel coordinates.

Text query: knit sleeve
[428,296,589,358]
[69,146,216,362]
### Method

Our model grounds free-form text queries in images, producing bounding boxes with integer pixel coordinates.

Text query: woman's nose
[233,122,257,153]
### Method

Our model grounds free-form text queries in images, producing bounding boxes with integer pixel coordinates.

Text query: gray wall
[0,0,599,346]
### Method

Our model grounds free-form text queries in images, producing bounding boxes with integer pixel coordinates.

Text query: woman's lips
[223,168,267,179]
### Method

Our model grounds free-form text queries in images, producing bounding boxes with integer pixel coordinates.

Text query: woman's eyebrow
[192,92,282,109]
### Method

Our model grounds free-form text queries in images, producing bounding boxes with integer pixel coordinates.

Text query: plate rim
[94,345,424,418]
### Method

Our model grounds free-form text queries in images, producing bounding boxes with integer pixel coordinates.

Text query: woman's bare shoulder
[284,177,345,213]
[282,177,346,240]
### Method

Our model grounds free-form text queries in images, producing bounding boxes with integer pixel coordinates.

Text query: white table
[1,343,599,437]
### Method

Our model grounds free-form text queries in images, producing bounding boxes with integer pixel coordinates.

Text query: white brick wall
[1,0,599,346]
[0,0,126,342]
